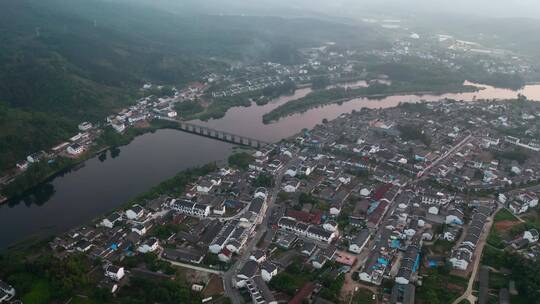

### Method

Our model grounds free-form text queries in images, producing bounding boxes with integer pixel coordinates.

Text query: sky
[121,0,540,19]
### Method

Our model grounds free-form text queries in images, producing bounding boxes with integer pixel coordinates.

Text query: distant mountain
[0,0,385,170]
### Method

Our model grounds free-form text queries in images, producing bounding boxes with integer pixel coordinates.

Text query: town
[2,97,540,304]
[1,27,538,203]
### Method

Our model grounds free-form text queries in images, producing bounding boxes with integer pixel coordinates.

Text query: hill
[0,0,386,170]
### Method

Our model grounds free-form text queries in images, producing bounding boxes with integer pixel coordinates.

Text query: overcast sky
[123,0,540,20]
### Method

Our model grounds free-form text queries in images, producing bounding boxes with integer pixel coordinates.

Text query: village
[2,28,538,203]
[2,97,540,304]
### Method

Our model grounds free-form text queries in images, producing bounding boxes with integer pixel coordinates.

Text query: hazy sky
[123,0,540,20]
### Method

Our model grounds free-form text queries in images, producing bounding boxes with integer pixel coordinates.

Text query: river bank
[2,81,540,248]
[0,128,235,249]
[262,81,479,123]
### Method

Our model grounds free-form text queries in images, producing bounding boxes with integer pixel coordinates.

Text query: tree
[253,173,274,188]
[228,152,254,170]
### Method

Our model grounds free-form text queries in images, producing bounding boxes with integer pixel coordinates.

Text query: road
[159,255,224,275]
[223,166,288,304]
[418,133,472,178]
[451,207,499,304]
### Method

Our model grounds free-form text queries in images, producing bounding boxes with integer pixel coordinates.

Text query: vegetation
[493,149,529,165]
[116,277,199,304]
[311,76,331,90]
[228,152,254,170]
[0,253,96,303]
[494,209,519,223]
[174,101,205,118]
[416,267,468,304]
[129,163,218,203]
[0,0,384,172]
[252,173,274,188]
[397,124,432,146]
[262,80,476,123]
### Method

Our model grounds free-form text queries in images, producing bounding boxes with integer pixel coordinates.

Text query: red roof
[219,248,232,257]
[288,282,316,304]
[372,184,392,201]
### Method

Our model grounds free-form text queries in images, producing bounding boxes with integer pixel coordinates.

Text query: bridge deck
[157,117,270,148]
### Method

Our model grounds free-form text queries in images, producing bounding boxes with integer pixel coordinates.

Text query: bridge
[157,117,270,148]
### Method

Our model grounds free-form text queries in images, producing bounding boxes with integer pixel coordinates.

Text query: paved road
[223,166,288,304]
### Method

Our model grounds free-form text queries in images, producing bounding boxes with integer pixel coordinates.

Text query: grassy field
[494,209,519,223]
[353,288,375,304]
[22,280,51,304]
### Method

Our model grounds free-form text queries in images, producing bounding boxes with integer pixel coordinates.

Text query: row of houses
[449,205,492,270]
[277,217,338,244]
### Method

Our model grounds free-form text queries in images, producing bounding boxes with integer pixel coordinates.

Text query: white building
[105,265,125,281]
[78,122,93,131]
[261,262,277,282]
[170,199,211,217]
[125,205,144,220]
[524,229,539,243]
[101,213,122,228]
[111,121,126,133]
[137,238,159,253]
[349,229,371,254]
[67,143,84,155]
[0,280,15,302]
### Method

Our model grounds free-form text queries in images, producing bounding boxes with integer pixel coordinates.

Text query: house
[312,254,327,269]
[445,208,464,225]
[219,248,233,263]
[237,260,259,288]
[0,280,15,303]
[245,276,278,304]
[125,205,144,220]
[261,261,278,282]
[105,265,125,281]
[518,193,539,208]
[209,221,238,254]
[111,121,126,133]
[170,199,211,217]
[67,143,84,155]
[282,179,301,193]
[524,229,539,243]
[101,212,122,228]
[162,248,204,264]
[137,237,159,253]
[250,250,267,263]
[131,223,147,236]
[75,240,93,253]
[301,242,317,256]
[349,229,371,254]
[335,251,357,266]
[323,220,338,232]
[450,206,490,270]
[509,200,528,215]
[27,151,46,163]
[277,217,337,243]
[78,122,93,131]
[390,283,415,304]
[395,237,421,285]
[16,161,29,171]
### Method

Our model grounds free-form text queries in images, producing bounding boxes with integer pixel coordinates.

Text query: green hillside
[0,0,386,171]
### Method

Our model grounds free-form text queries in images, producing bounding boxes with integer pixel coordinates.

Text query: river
[1,82,540,249]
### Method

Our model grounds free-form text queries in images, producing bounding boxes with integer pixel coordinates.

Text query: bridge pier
[173,121,268,148]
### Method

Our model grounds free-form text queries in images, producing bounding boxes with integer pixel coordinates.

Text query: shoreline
[262,84,481,124]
